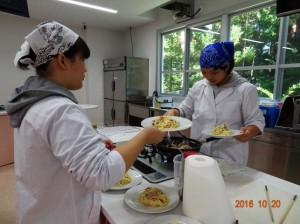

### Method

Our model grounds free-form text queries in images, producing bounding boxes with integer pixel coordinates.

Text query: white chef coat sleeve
[42,102,126,191]
[241,83,265,132]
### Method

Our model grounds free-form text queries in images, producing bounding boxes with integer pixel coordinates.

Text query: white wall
[84,27,123,124]
[122,10,173,96]
[0,13,37,105]
[0,12,123,125]
[0,12,86,103]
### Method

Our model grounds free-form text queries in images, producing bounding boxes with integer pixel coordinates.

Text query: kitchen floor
[0,163,15,224]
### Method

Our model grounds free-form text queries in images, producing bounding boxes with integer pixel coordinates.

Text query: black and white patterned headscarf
[14,21,79,68]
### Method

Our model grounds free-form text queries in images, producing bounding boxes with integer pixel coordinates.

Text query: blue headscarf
[199,41,234,68]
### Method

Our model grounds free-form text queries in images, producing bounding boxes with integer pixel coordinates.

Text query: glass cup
[173,154,182,189]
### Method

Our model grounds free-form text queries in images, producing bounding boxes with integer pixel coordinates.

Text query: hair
[212,60,235,75]
[18,37,90,75]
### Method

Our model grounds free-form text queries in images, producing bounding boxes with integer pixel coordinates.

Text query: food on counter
[138,187,169,208]
[152,116,179,130]
[211,124,232,136]
[114,172,132,187]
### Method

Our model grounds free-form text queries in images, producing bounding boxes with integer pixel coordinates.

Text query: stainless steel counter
[248,128,300,185]
[264,127,300,137]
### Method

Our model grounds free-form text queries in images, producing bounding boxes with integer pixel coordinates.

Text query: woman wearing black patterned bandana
[164,42,265,165]
[5,21,165,224]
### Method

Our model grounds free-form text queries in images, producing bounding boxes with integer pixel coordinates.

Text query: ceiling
[26,0,172,31]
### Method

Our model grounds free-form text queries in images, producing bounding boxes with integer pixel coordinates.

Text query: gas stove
[132,145,174,183]
[96,125,174,183]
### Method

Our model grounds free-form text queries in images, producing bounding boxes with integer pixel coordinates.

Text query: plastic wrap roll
[182,155,236,224]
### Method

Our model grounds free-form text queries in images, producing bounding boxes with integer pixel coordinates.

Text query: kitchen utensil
[173,154,182,189]
[177,131,190,145]
[155,136,218,158]
[166,131,172,145]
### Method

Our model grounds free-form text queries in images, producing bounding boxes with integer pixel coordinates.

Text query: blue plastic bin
[259,105,280,128]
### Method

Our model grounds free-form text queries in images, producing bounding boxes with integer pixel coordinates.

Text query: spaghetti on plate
[152,116,179,130]
[114,172,132,187]
[210,124,232,136]
[138,187,169,208]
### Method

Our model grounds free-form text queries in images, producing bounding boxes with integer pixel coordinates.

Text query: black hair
[63,36,90,61]
[17,36,90,75]
[212,59,235,75]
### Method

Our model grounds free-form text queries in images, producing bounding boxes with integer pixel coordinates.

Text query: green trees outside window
[159,4,300,102]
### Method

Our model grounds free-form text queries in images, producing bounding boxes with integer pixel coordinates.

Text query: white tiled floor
[0,163,15,224]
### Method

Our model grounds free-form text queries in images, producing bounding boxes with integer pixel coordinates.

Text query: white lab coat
[179,72,265,165]
[14,96,125,224]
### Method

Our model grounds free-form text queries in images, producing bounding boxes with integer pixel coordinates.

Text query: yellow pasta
[152,116,179,130]
[211,124,232,136]
[138,187,169,208]
[114,172,132,187]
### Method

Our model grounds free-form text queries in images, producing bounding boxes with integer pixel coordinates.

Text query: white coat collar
[203,79,234,106]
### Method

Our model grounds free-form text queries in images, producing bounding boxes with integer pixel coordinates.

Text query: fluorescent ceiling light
[56,0,118,13]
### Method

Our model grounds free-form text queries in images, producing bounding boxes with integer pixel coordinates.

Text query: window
[161,29,185,95]
[188,22,221,88]
[230,7,300,100]
[230,6,280,99]
[160,21,221,95]
[158,3,300,102]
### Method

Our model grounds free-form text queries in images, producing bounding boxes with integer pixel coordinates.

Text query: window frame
[157,2,300,102]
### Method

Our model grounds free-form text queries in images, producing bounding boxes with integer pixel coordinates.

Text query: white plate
[124,184,180,213]
[145,215,203,224]
[141,116,192,132]
[201,129,242,138]
[110,169,142,190]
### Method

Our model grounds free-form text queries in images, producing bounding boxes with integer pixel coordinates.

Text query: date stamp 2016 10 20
[235,199,281,208]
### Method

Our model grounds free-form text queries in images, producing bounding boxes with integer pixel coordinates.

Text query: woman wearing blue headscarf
[165,41,265,165]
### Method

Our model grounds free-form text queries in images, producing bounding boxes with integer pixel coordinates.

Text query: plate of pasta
[141,116,192,132]
[145,215,203,224]
[124,184,180,213]
[202,124,242,138]
[110,169,142,190]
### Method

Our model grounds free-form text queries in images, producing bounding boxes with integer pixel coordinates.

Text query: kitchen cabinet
[127,104,150,127]
[0,114,14,166]
[149,107,166,117]
[248,128,300,185]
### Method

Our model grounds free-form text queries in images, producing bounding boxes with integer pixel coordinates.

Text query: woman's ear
[56,54,68,69]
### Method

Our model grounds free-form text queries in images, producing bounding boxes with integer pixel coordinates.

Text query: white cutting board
[97,126,142,143]
[224,173,299,224]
